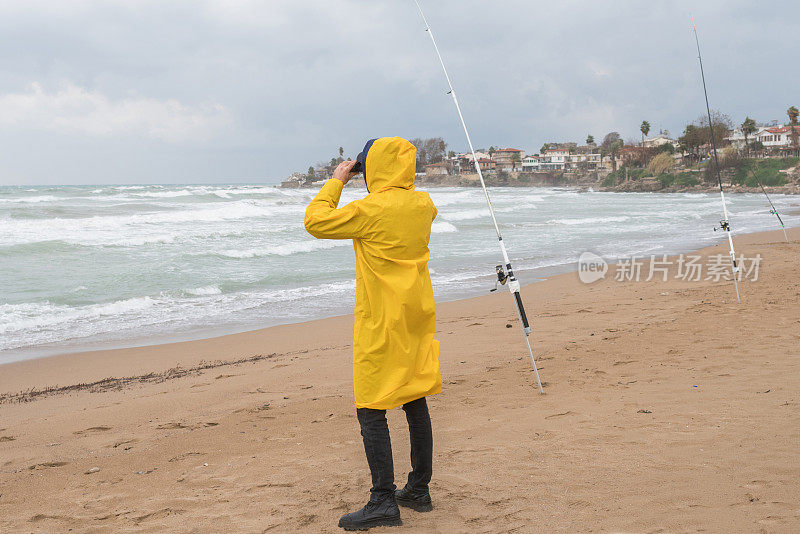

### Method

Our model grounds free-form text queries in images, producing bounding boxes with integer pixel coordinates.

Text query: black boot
[338,495,402,531]
[394,484,433,512]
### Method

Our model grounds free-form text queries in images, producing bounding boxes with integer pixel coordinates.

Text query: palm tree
[488,146,496,158]
[586,134,594,145]
[510,152,520,171]
[610,140,623,172]
[640,121,651,145]
[339,146,344,157]
[741,117,757,155]
[788,106,799,155]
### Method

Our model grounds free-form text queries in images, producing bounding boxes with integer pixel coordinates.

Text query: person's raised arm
[304,160,371,240]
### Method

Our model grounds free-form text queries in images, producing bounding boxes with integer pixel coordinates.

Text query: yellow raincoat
[304,137,441,409]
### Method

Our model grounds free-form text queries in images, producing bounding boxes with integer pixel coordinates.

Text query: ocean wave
[185,285,222,296]
[0,296,156,336]
[548,216,631,225]
[0,199,304,246]
[431,221,458,233]
[426,190,478,206]
[441,206,514,222]
[128,190,197,198]
[0,195,65,203]
[215,239,350,258]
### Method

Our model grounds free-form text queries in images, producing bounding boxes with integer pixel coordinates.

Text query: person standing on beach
[304,137,441,531]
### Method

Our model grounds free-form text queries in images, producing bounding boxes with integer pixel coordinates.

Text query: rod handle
[513,291,531,334]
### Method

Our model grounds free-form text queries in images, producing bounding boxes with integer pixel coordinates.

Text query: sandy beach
[1,227,798,533]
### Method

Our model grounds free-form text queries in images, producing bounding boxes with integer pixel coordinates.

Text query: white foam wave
[129,190,197,198]
[0,195,64,203]
[431,221,458,233]
[0,199,304,246]
[186,285,222,296]
[216,239,350,258]
[549,216,631,225]
[441,206,514,222]
[0,296,156,336]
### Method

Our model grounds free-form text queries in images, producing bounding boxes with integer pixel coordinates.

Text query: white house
[726,124,800,150]
[642,133,675,148]
[521,154,540,171]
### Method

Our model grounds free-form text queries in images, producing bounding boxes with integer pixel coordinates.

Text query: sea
[1,183,797,364]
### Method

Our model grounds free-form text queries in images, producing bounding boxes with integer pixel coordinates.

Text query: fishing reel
[489,264,508,292]
[714,220,730,232]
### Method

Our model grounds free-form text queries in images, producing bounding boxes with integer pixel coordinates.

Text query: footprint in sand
[74,426,112,435]
[168,451,204,463]
[133,508,186,524]
[545,411,574,419]
[157,422,190,430]
[0,435,16,442]
[29,513,74,522]
[29,461,68,470]
[157,422,218,430]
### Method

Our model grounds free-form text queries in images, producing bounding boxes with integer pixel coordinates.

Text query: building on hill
[451,151,490,173]
[538,146,569,170]
[492,148,525,171]
[280,172,305,188]
[476,158,496,172]
[726,124,800,151]
[424,162,450,177]
[642,133,675,148]
[568,146,602,170]
[521,154,540,171]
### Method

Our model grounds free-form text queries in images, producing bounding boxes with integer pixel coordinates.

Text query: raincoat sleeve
[304,178,373,240]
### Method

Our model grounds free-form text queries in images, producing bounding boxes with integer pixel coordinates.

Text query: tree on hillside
[609,140,623,172]
[600,133,623,172]
[540,143,549,154]
[648,152,674,175]
[307,166,315,178]
[678,111,733,163]
[447,150,455,158]
[339,146,344,158]
[788,106,799,155]
[510,152,520,170]
[621,146,654,169]
[698,111,734,145]
[741,117,757,155]
[640,121,651,144]
[409,137,448,171]
[586,134,594,145]
[488,146,496,157]
[788,106,799,124]
[601,131,620,150]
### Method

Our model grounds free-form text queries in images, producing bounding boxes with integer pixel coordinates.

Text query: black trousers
[356,396,433,502]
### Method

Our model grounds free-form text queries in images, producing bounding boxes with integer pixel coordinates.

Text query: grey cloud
[0,0,797,184]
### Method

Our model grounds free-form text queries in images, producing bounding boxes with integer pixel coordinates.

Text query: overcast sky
[0,0,797,185]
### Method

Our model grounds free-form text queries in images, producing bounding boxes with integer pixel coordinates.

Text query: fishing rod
[411,0,543,393]
[751,164,789,241]
[691,15,741,303]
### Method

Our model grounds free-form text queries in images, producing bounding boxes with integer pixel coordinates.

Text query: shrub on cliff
[648,152,675,175]
[658,172,700,188]
[732,157,797,186]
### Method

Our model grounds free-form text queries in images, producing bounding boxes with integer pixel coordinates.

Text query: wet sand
[1,227,799,533]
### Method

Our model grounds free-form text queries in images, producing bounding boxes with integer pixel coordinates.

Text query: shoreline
[4,213,798,367]
[1,226,798,532]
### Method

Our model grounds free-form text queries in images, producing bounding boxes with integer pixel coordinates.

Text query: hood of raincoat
[357,137,416,193]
